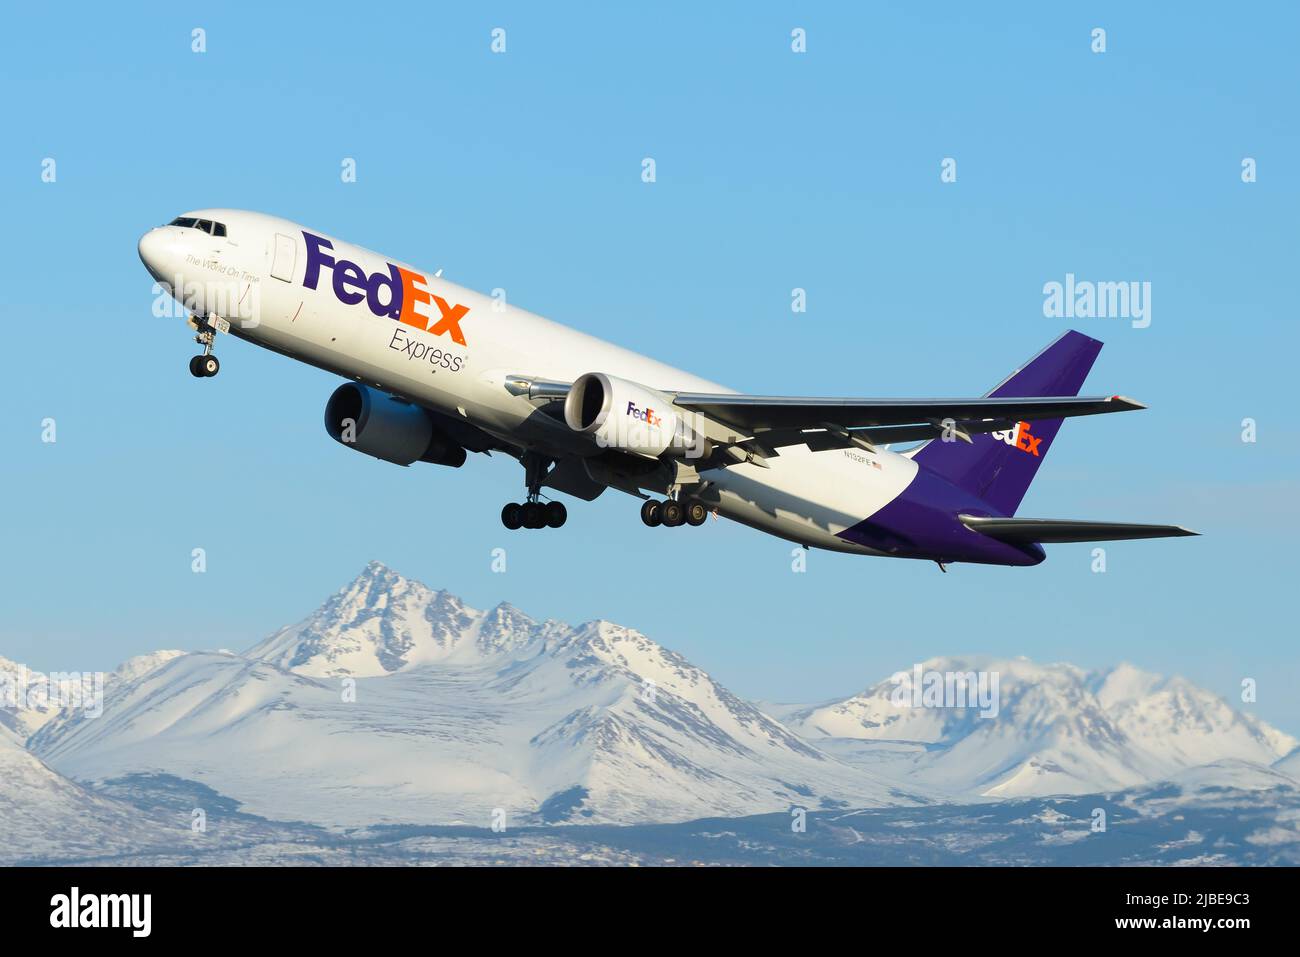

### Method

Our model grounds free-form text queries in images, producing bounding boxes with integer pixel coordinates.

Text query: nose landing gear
[189,315,226,378]
[189,354,220,378]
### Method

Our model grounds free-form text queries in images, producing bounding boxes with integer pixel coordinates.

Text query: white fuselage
[139,209,917,554]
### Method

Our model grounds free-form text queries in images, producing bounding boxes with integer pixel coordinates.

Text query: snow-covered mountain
[31,563,919,826]
[1,649,184,743]
[776,656,1297,799]
[111,649,186,685]
[15,563,1299,836]
[1275,746,1300,779]
[1090,663,1294,769]
[1,655,66,740]
[0,729,186,863]
[245,562,553,676]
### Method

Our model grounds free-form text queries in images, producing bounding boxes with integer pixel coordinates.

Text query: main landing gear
[640,498,708,529]
[501,451,567,530]
[189,316,222,378]
[501,500,567,530]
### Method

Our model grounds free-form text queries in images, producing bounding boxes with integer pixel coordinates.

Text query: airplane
[137,209,1197,569]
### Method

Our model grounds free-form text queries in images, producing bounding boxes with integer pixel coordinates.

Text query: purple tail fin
[911,330,1103,516]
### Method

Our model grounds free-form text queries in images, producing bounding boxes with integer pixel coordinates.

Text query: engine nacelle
[563,372,708,459]
[324,383,467,468]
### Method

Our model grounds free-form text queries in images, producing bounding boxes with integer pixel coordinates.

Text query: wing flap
[960,515,1199,544]
[753,420,1020,451]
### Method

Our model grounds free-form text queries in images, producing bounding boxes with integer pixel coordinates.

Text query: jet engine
[563,372,709,459]
[324,383,467,467]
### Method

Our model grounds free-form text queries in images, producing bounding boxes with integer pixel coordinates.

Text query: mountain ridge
[29,564,915,825]
[10,562,1297,828]
[777,653,1296,799]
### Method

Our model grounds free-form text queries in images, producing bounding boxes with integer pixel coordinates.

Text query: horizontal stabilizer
[960,515,1199,544]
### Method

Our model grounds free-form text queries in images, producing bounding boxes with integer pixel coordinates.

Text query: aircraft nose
[138,227,167,276]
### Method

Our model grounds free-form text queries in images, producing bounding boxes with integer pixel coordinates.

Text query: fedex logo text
[990,421,1042,456]
[626,402,662,427]
[301,232,469,345]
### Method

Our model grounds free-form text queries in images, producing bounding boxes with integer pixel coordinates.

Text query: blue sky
[3,3,1298,731]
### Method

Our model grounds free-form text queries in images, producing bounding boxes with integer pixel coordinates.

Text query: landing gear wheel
[189,356,205,378]
[640,500,662,527]
[501,503,523,530]
[660,499,685,527]
[521,502,545,529]
[544,501,567,528]
[200,355,220,377]
[685,501,708,526]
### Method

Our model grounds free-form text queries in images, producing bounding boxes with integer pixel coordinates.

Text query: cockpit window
[167,216,228,237]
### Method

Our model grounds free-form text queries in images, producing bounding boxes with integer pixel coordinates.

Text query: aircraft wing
[960,516,1199,544]
[670,393,1144,433]
[504,375,1145,455]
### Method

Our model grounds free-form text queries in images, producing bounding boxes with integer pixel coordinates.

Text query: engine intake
[563,372,708,459]
[324,383,466,467]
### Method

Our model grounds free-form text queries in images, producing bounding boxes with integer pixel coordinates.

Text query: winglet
[1109,395,1147,411]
